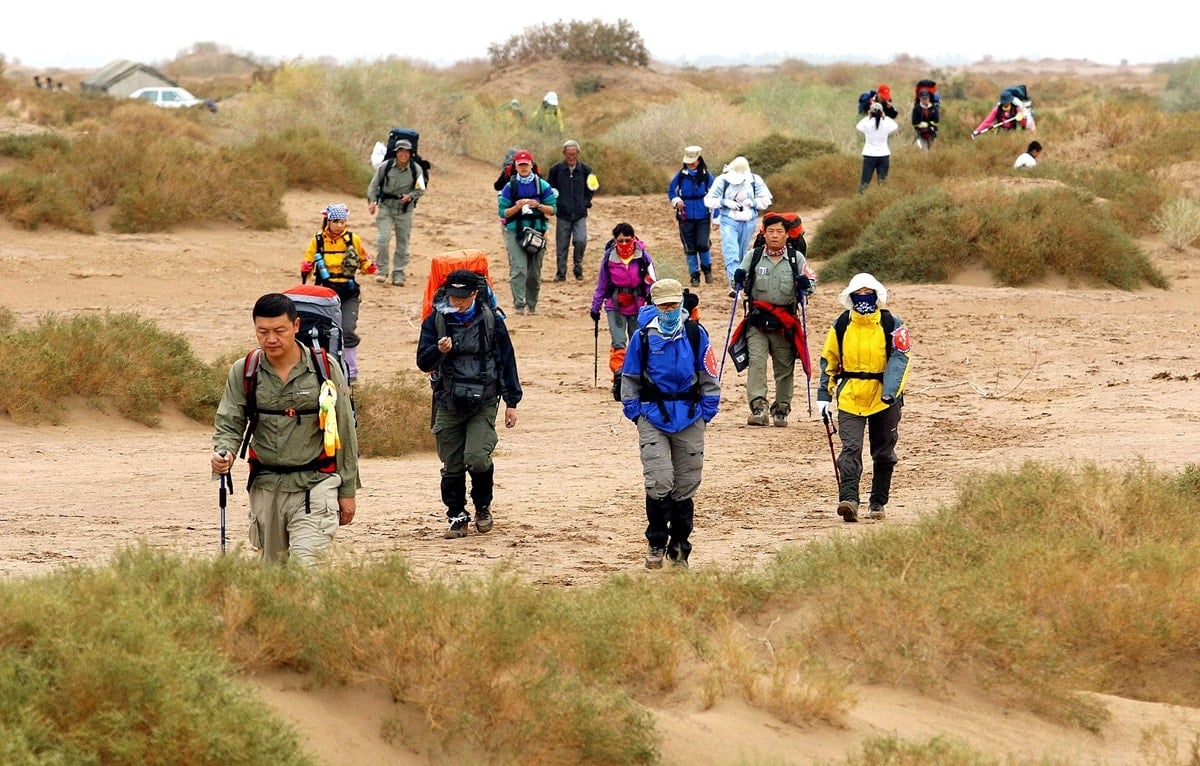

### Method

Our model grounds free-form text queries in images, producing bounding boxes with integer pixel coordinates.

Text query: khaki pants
[248,474,341,567]
[375,204,414,281]
[504,229,544,311]
[745,326,796,411]
[637,417,706,501]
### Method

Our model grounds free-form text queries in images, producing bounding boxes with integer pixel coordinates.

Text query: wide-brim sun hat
[723,156,751,183]
[838,273,888,309]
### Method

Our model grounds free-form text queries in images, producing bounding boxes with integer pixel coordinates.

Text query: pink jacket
[591,241,656,315]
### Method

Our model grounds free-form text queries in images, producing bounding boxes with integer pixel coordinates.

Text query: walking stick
[593,316,600,388]
[718,287,740,382]
[215,451,232,555]
[822,410,841,492]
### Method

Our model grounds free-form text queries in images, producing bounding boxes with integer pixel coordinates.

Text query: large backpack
[915,79,940,105]
[493,149,541,192]
[379,127,432,203]
[284,285,349,379]
[751,213,807,256]
[858,90,878,114]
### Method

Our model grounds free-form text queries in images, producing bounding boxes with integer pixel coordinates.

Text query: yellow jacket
[302,229,375,288]
[818,309,911,416]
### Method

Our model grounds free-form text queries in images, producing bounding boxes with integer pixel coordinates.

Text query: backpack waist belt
[838,371,884,381]
[378,192,401,201]
[257,406,319,424]
[246,453,336,491]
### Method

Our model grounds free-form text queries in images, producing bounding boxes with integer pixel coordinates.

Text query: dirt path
[3,152,1200,762]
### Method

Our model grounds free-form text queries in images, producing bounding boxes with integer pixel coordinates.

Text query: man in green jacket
[211,293,360,566]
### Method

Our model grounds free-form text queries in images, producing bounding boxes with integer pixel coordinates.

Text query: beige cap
[650,278,684,305]
[682,146,702,163]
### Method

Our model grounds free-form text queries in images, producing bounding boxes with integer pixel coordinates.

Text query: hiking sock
[666,497,694,562]
[440,473,468,518]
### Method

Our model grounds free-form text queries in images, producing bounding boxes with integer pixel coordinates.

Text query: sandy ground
[3,151,1200,763]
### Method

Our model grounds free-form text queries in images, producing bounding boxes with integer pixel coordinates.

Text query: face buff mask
[451,303,478,324]
[657,306,683,335]
[615,240,636,259]
[851,291,878,315]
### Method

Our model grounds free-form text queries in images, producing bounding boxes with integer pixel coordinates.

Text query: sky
[3,2,1196,71]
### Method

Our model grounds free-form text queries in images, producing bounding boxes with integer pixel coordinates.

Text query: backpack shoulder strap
[833,311,851,357]
[315,232,325,254]
[239,349,263,459]
[685,320,702,365]
[745,246,765,294]
[834,310,895,358]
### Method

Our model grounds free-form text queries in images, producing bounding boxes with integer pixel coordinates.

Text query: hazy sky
[4,2,1195,70]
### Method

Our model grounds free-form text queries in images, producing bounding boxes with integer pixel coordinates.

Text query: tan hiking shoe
[836,501,859,523]
[747,408,769,426]
[867,504,885,520]
[645,546,666,569]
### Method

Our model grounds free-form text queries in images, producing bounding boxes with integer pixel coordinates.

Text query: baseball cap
[650,278,684,306]
[393,139,413,151]
[682,145,702,163]
[444,269,481,298]
[513,149,533,165]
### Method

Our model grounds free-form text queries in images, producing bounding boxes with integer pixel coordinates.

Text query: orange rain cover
[421,250,494,319]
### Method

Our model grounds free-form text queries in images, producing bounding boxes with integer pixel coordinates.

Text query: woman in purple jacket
[590,222,657,401]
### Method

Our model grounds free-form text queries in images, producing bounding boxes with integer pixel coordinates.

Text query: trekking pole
[214,450,232,555]
[822,410,841,492]
[718,287,741,382]
[593,316,600,388]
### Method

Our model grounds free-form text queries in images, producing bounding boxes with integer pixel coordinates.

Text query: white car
[129,86,202,108]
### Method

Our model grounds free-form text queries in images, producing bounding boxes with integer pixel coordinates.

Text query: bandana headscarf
[324,203,348,222]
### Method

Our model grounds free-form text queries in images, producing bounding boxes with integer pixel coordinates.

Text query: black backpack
[382,126,432,202]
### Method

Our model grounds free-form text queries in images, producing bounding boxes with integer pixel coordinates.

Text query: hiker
[730,213,815,428]
[210,293,360,566]
[547,139,595,282]
[912,87,940,150]
[872,83,900,118]
[367,138,425,286]
[1014,140,1042,168]
[620,278,720,569]
[501,98,525,123]
[817,273,911,523]
[973,91,1034,136]
[34,75,43,89]
[591,222,657,401]
[497,149,558,315]
[857,101,899,193]
[532,91,564,133]
[705,156,772,296]
[417,269,522,539]
[300,204,377,385]
[668,145,716,288]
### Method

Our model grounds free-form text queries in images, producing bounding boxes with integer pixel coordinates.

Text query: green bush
[1158,57,1200,112]
[738,133,839,178]
[585,141,665,196]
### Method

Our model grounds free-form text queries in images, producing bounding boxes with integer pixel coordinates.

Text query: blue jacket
[622,305,721,432]
[667,167,714,223]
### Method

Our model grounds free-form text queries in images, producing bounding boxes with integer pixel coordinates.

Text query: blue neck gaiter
[451,303,477,324]
[658,307,683,335]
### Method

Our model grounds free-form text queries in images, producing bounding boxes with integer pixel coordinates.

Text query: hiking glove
[817,400,832,419]
[733,268,746,288]
[881,395,895,405]
[590,310,601,323]
[723,199,742,210]
[300,260,314,274]
[796,275,812,294]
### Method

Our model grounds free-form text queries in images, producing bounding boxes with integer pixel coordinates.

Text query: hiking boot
[527,307,537,315]
[772,410,788,428]
[867,503,886,520]
[553,274,566,282]
[574,266,584,280]
[374,275,388,284]
[515,307,526,316]
[702,265,713,284]
[475,506,493,533]
[747,407,769,426]
[836,501,860,523]
[392,277,406,287]
[444,512,470,539]
[667,546,690,569]
[645,546,666,569]
[689,272,701,287]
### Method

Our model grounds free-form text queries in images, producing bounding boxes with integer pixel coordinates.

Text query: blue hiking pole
[718,287,741,382]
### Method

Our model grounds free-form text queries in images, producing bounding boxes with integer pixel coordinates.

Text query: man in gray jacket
[367,139,425,286]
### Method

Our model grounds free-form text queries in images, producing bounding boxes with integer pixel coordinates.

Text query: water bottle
[314,252,331,281]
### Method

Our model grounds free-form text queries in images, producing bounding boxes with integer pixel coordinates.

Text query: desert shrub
[1159,57,1200,112]
[0,133,71,160]
[1045,164,1167,235]
[352,376,437,457]
[816,186,1166,289]
[573,74,604,97]
[488,19,649,67]
[583,141,664,196]
[765,153,860,211]
[0,312,222,425]
[238,127,368,195]
[0,168,94,233]
[819,189,973,283]
[742,79,857,151]
[738,133,839,178]
[1154,197,1200,249]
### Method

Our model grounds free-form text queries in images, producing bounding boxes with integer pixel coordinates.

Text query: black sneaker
[475,506,493,533]
[645,546,666,569]
[444,512,469,539]
[574,266,584,280]
[553,275,566,282]
[689,272,701,287]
